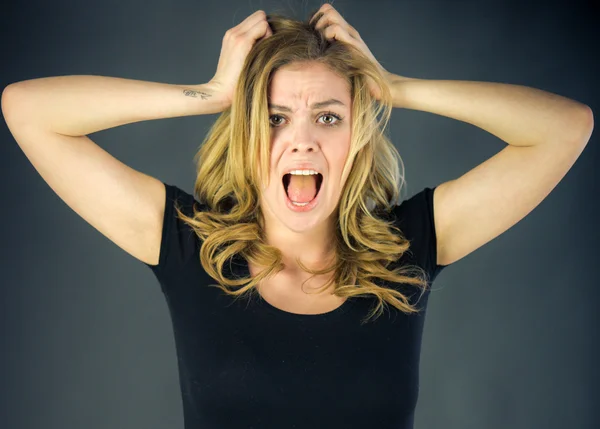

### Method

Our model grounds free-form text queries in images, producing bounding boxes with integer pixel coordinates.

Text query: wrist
[385,72,417,84]
[385,73,419,108]
[178,82,231,114]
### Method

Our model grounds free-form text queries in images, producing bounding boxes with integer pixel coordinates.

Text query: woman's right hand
[209,10,273,110]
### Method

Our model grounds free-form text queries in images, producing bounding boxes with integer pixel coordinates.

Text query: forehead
[268,62,350,105]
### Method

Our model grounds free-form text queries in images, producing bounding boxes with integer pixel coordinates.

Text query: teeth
[291,201,310,207]
[289,170,319,175]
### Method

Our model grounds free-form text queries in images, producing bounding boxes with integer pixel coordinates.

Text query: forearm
[3,75,228,137]
[388,74,592,147]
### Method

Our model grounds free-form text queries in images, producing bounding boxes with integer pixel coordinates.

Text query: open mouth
[282,173,323,203]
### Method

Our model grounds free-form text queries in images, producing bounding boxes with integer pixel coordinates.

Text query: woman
[3,4,592,429]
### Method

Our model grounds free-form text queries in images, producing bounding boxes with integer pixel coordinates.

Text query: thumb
[255,20,273,42]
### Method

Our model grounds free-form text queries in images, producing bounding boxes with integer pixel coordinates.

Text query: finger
[310,11,327,30]
[309,3,337,27]
[265,18,273,37]
[309,2,334,22]
[309,10,326,27]
[235,10,267,34]
[310,3,335,28]
[247,19,272,42]
[311,7,360,39]
[322,23,356,46]
[257,22,273,42]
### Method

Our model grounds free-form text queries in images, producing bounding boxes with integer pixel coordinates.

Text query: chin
[259,192,329,231]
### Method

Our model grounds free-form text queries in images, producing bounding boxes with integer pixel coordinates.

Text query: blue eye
[269,112,343,128]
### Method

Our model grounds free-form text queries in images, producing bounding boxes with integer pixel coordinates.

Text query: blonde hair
[175,13,429,325]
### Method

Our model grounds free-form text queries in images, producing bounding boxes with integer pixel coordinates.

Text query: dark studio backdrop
[1,0,598,428]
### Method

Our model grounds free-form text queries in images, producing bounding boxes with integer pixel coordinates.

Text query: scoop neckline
[231,254,355,320]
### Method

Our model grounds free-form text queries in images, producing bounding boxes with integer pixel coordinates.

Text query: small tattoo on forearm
[183,89,211,100]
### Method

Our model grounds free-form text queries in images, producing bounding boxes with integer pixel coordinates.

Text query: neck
[260,215,337,274]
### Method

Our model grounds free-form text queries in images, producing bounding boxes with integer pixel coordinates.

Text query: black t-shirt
[143,182,449,429]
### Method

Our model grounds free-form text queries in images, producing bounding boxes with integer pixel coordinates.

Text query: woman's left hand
[309,3,392,100]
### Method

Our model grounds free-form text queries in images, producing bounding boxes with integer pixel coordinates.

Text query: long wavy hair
[174,12,430,325]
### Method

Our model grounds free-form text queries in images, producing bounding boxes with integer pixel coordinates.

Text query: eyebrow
[268,98,346,112]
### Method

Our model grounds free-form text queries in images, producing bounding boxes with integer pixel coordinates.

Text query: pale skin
[3,5,592,316]
[306,4,593,268]
[262,63,352,244]
[254,3,594,308]
[250,61,354,300]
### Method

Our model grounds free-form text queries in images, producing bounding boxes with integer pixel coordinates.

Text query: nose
[290,122,320,154]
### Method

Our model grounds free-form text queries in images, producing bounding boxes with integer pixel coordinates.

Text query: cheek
[334,142,354,185]
[331,139,352,167]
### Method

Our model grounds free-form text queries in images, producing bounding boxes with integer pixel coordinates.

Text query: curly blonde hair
[174,12,429,325]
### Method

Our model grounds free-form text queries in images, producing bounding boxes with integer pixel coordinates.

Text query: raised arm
[2,76,227,136]
[1,9,272,267]
[1,77,227,266]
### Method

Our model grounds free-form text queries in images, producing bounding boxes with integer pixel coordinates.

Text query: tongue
[287,175,317,203]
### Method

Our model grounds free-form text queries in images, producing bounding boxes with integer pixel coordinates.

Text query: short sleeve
[389,186,449,284]
[143,182,204,280]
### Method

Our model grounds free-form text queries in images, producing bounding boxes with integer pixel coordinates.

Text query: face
[258,61,353,234]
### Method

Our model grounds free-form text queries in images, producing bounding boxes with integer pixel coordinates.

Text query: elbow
[568,104,594,147]
[2,83,36,128]
[579,104,594,144]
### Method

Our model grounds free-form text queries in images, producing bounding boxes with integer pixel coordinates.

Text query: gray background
[1,0,598,428]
